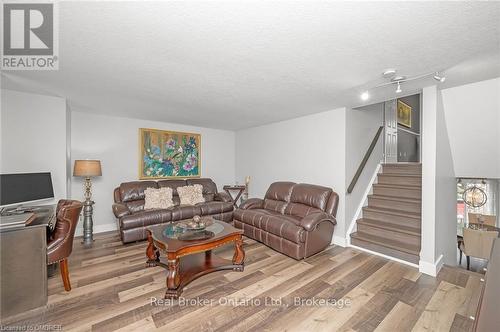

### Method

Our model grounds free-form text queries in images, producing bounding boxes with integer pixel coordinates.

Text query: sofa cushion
[186,178,218,202]
[144,187,174,210]
[262,182,295,214]
[263,199,287,214]
[120,181,158,203]
[157,179,188,197]
[284,183,332,218]
[120,209,171,230]
[289,183,332,210]
[177,184,205,205]
[284,203,323,219]
[125,200,145,213]
[169,205,202,221]
[264,182,295,201]
[234,208,280,221]
[234,209,305,243]
[197,201,234,215]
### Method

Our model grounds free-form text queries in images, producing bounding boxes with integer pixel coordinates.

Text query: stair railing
[347,126,384,194]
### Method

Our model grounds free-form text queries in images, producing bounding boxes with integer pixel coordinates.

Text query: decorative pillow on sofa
[144,187,174,209]
[177,184,205,205]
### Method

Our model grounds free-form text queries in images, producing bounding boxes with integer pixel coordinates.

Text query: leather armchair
[47,199,83,291]
[233,182,338,260]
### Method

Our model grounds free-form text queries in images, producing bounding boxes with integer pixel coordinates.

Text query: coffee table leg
[232,236,245,271]
[165,254,181,299]
[146,230,159,267]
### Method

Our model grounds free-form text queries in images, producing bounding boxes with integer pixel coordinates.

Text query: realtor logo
[1,1,59,70]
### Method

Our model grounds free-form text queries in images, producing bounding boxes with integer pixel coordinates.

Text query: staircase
[350,163,422,264]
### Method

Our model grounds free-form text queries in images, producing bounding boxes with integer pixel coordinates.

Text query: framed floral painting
[139,128,201,179]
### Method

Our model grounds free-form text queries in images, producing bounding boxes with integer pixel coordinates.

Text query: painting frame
[139,128,201,179]
[397,100,412,128]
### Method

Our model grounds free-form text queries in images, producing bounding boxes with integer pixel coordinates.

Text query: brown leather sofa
[233,182,338,260]
[112,178,233,243]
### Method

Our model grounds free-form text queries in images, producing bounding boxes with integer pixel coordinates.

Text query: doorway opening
[456,178,499,272]
[384,93,421,163]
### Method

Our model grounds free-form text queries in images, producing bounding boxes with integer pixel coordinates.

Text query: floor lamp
[73,159,102,247]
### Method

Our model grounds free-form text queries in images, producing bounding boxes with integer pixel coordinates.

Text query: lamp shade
[73,160,102,177]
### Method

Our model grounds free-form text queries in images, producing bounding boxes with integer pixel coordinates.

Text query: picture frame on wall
[139,128,201,179]
[397,100,412,128]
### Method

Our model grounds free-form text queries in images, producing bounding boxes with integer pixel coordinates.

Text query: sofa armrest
[112,203,130,218]
[239,198,264,210]
[300,212,336,231]
[214,192,232,203]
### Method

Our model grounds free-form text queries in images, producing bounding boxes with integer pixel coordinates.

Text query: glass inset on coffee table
[160,220,225,241]
[145,218,245,299]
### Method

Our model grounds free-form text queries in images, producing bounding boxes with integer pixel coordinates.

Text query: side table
[223,185,246,207]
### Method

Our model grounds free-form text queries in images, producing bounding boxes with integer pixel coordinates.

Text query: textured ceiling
[2,1,499,130]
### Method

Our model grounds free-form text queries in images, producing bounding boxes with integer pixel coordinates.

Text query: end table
[223,185,246,207]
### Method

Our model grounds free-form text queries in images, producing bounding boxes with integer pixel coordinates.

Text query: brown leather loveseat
[233,182,338,260]
[112,178,233,243]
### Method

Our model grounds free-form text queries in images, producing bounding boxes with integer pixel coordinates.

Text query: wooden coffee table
[145,220,245,299]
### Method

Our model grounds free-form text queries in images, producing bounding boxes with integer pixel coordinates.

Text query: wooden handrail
[347,126,384,194]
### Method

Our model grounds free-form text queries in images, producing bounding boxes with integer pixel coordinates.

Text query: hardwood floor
[2,231,483,331]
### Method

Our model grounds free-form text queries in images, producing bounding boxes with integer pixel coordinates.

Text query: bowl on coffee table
[177,215,214,231]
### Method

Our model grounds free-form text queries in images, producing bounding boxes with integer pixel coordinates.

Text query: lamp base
[81,199,95,248]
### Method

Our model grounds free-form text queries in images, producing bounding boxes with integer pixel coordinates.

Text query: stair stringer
[345,162,382,246]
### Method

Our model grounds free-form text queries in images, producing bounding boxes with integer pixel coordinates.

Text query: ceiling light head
[361,91,370,101]
[395,82,402,94]
[383,69,397,78]
[391,75,406,82]
[433,72,446,83]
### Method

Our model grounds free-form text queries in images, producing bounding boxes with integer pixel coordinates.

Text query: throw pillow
[144,187,174,209]
[177,184,205,205]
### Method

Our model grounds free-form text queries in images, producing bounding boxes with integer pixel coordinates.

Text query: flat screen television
[0,172,54,206]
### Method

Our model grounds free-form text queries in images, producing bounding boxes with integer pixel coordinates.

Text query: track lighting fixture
[359,69,447,101]
[395,82,402,94]
[433,72,446,82]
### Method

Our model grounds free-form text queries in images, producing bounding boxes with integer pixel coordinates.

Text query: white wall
[70,111,235,234]
[435,90,458,266]
[235,108,347,244]
[441,78,500,178]
[420,85,458,275]
[1,89,68,202]
[345,103,384,229]
[420,85,439,275]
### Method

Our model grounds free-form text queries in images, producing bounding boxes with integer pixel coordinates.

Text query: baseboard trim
[349,243,419,268]
[332,235,347,247]
[75,223,117,237]
[419,254,444,277]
